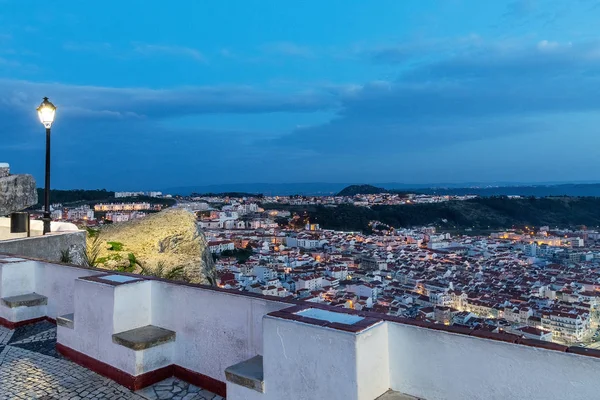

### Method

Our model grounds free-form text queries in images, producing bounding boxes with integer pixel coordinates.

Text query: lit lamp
[36,97,56,235]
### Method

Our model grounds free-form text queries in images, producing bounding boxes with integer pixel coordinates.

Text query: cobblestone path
[0,322,223,400]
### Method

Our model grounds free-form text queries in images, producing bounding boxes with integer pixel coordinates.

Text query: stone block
[2,292,48,308]
[57,313,75,329]
[0,163,9,178]
[112,325,176,350]
[0,173,37,215]
[225,355,264,393]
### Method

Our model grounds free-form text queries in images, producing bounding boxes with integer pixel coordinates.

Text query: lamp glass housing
[37,97,56,128]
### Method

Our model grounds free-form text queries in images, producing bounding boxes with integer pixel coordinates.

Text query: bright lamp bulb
[37,97,56,128]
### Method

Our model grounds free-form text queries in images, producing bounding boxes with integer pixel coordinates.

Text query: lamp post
[36,97,56,235]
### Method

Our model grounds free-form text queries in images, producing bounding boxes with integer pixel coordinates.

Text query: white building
[67,205,95,221]
[208,240,235,254]
[296,274,324,291]
[541,310,591,342]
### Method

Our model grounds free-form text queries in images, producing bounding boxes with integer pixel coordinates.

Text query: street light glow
[37,97,56,128]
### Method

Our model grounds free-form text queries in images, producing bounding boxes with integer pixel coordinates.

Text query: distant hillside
[165,181,600,197]
[414,183,600,197]
[189,192,263,198]
[34,189,114,207]
[165,183,350,196]
[263,197,600,232]
[337,184,389,196]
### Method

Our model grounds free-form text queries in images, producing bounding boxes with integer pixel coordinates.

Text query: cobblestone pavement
[136,377,224,400]
[0,323,224,400]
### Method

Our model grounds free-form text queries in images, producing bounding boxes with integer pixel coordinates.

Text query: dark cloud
[0,79,340,188]
[275,39,600,155]
[0,80,339,122]
[5,37,600,188]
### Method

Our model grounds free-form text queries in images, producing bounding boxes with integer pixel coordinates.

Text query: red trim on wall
[0,315,51,329]
[56,343,227,396]
[174,365,227,398]
[56,343,172,390]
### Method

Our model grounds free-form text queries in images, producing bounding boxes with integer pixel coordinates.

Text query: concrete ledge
[225,355,264,393]
[377,390,424,400]
[57,313,74,329]
[1,292,47,308]
[112,325,176,351]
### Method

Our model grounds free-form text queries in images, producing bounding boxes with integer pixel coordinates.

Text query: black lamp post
[36,97,56,235]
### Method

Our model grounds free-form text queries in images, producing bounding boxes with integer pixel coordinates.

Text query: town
[199,197,600,347]
[30,190,600,347]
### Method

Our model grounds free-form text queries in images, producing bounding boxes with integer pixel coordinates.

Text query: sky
[2,0,600,190]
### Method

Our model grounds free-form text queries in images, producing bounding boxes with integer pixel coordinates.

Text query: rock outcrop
[92,208,216,285]
[0,163,37,215]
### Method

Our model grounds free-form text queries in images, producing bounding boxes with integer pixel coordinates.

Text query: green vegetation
[218,248,253,263]
[139,262,189,282]
[59,249,73,263]
[34,189,114,207]
[264,197,600,232]
[107,241,124,251]
[32,189,175,209]
[83,231,102,267]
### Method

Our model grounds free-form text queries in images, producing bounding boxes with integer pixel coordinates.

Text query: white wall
[0,260,35,297]
[356,322,389,400]
[262,316,360,400]
[151,282,289,382]
[36,261,98,318]
[64,278,172,376]
[6,257,600,400]
[113,281,151,333]
[388,322,600,400]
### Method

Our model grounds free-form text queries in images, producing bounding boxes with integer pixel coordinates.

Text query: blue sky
[2,0,600,190]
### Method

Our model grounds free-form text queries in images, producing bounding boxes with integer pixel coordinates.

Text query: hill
[189,192,263,198]
[35,189,114,206]
[413,183,600,197]
[263,197,600,232]
[337,184,389,196]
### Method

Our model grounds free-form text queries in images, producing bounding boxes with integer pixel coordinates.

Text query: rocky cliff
[0,163,37,215]
[92,208,216,285]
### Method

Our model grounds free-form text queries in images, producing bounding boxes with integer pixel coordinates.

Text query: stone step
[1,292,47,308]
[112,325,176,351]
[225,355,264,393]
[57,313,74,329]
[376,390,425,400]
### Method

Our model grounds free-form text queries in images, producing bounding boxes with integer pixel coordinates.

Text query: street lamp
[36,97,56,235]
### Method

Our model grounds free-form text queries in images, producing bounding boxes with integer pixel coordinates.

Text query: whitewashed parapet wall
[3,256,600,400]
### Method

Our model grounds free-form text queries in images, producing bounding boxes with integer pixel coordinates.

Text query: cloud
[261,42,314,58]
[368,35,484,65]
[7,35,600,187]
[273,38,600,156]
[62,41,112,53]
[132,43,207,63]
[63,41,207,63]
[0,79,339,124]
